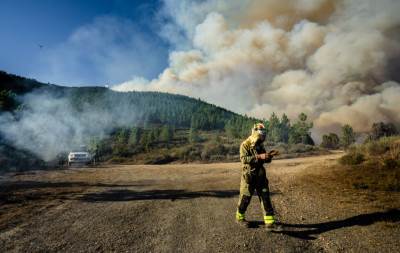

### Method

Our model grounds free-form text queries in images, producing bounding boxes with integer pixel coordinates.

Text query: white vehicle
[68,151,92,166]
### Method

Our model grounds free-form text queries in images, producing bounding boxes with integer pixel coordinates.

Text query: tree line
[224,112,314,145]
[320,122,399,149]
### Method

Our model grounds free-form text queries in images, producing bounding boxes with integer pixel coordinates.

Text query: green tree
[340,124,355,148]
[280,113,290,143]
[88,137,100,161]
[149,128,157,143]
[115,128,129,145]
[188,127,201,143]
[128,127,142,146]
[320,133,340,149]
[268,112,281,143]
[160,125,173,142]
[224,118,239,138]
[140,131,151,151]
[0,90,18,111]
[112,128,130,156]
[368,122,398,140]
[224,116,256,139]
[289,113,314,145]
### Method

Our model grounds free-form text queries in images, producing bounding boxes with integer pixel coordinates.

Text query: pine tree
[160,125,173,142]
[128,127,142,146]
[280,113,290,143]
[140,131,151,151]
[340,124,355,148]
[268,112,281,143]
[321,133,340,149]
[188,127,200,143]
[289,112,314,145]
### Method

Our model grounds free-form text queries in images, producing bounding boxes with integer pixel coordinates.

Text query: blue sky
[0,0,170,86]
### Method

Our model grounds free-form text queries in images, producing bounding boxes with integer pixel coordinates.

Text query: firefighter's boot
[264,215,282,231]
[236,211,249,227]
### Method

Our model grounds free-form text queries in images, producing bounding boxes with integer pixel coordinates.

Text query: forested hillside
[0,71,45,94]
[0,71,260,169]
[0,71,328,170]
[0,71,255,130]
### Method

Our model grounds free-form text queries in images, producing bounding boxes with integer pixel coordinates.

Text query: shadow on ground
[0,180,152,204]
[80,189,241,202]
[275,209,400,240]
[0,180,148,190]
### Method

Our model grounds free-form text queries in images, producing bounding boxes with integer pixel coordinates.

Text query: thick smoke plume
[113,0,400,138]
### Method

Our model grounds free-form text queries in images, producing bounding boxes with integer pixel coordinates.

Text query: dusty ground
[0,153,399,252]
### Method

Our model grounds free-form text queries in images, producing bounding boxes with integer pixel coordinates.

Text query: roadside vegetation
[83,111,319,164]
[338,123,400,192]
[87,128,324,165]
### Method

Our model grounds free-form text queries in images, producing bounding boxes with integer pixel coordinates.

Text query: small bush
[353,182,369,189]
[288,144,315,153]
[274,143,289,153]
[383,158,399,169]
[108,157,127,164]
[144,154,176,164]
[340,152,365,165]
[209,154,226,162]
[201,142,226,160]
[364,138,390,156]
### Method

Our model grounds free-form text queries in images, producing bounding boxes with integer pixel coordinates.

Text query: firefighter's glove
[256,153,269,160]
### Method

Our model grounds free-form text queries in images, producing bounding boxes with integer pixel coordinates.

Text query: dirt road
[1,153,399,252]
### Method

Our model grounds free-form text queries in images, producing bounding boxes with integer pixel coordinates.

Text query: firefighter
[236,123,280,230]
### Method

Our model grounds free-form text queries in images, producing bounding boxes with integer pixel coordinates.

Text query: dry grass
[338,136,400,191]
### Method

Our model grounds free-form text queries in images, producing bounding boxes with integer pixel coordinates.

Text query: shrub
[144,154,176,164]
[364,140,389,156]
[338,136,400,192]
[383,158,399,169]
[288,143,315,153]
[320,133,340,149]
[340,151,365,165]
[353,182,369,189]
[108,157,127,164]
[201,142,226,160]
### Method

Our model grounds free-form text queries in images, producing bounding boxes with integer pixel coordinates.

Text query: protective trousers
[237,167,274,216]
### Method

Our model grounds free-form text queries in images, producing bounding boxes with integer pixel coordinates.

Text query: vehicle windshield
[74,153,87,157]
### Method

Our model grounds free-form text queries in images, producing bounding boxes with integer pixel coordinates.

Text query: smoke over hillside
[0,84,241,162]
[113,0,400,137]
[0,89,139,161]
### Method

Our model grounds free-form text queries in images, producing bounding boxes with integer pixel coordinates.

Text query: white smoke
[113,0,400,137]
[0,89,138,161]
